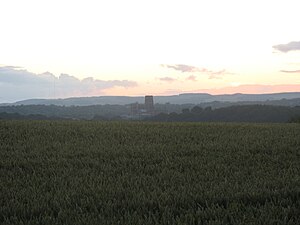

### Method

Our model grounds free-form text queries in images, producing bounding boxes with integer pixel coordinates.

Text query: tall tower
[145,95,154,113]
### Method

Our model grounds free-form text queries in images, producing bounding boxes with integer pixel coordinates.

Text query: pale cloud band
[0,66,137,102]
[161,64,233,79]
[160,64,202,73]
[186,75,197,82]
[273,41,300,53]
[158,77,176,83]
[280,70,300,73]
[158,75,198,83]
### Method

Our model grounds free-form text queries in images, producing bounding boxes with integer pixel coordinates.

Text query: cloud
[208,69,234,79]
[186,75,197,81]
[273,41,300,53]
[280,70,300,73]
[161,64,233,79]
[161,64,203,73]
[0,66,137,102]
[0,66,54,86]
[159,77,176,83]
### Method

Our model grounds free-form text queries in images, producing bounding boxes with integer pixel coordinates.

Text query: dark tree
[191,106,203,114]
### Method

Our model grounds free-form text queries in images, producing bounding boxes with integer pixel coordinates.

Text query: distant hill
[196,98,300,109]
[2,92,300,106]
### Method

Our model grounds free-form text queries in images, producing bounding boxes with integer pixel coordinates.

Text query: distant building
[129,96,155,119]
[130,102,139,116]
[145,95,154,114]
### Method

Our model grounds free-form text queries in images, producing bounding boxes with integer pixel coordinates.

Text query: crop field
[0,120,300,225]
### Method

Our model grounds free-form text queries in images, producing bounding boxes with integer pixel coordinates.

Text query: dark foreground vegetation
[0,121,300,224]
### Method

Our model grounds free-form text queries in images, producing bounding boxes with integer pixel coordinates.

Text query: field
[0,121,300,225]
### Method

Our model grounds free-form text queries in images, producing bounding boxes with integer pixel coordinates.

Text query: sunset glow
[1,0,300,102]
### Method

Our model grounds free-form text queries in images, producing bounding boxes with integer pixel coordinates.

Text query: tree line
[147,105,300,123]
[1,104,300,123]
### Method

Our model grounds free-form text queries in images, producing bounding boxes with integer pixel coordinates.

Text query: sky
[0,0,300,102]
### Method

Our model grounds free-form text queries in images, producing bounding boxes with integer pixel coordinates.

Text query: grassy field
[0,121,300,225]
